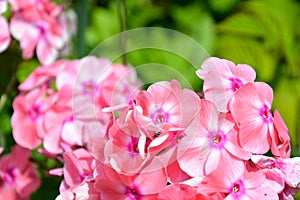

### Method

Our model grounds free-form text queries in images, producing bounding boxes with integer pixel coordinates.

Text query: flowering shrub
[1,0,300,200]
[2,55,299,199]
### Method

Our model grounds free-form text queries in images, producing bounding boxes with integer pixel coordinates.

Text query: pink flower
[0,16,11,53]
[11,86,55,149]
[271,110,291,158]
[251,155,300,189]
[197,57,256,112]
[198,161,279,199]
[177,100,250,177]
[0,145,40,199]
[132,80,200,135]
[230,82,275,154]
[9,0,75,64]
[18,59,67,91]
[157,184,196,200]
[94,164,167,200]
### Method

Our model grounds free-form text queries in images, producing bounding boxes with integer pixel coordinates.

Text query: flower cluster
[0,0,75,64]
[0,145,40,199]
[7,55,300,199]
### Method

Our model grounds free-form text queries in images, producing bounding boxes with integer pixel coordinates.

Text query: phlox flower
[94,164,167,200]
[0,16,11,53]
[177,100,250,177]
[98,63,142,109]
[52,148,98,199]
[9,0,76,64]
[230,82,275,154]
[11,85,56,149]
[18,59,67,91]
[40,86,83,154]
[0,145,40,199]
[104,119,148,174]
[251,155,300,189]
[271,110,291,158]
[196,57,256,112]
[198,161,279,199]
[131,80,200,135]
[55,182,100,200]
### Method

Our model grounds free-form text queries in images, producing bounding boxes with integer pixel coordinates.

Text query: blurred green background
[0,0,300,199]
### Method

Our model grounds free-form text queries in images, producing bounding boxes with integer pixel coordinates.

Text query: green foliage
[215,0,300,154]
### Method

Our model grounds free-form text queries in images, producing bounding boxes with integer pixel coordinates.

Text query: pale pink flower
[56,182,100,200]
[0,147,3,154]
[178,100,250,177]
[99,63,142,108]
[198,161,279,199]
[197,57,256,112]
[54,148,99,200]
[0,16,11,53]
[230,82,275,154]
[0,0,7,14]
[9,0,75,64]
[0,145,40,199]
[251,155,300,189]
[94,164,167,200]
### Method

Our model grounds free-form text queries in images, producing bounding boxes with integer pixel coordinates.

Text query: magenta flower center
[128,137,140,153]
[125,185,143,200]
[259,104,273,123]
[3,167,16,185]
[229,78,243,92]
[127,137,152,154]
[209,130,226,148]
[151,108,169,125]
[82,80,97,96]
[229,180,245,198]
[29,105,41,121]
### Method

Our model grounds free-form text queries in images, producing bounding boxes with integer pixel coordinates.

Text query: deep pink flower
[0,145,40,199]
[270,110,291,158]
[230,82,275,154]
[9,0,75,64]
[197,57,256,112]
[0,16,11,53]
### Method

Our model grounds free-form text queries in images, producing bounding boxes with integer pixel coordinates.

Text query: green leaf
[16,60,40,84]
[216,35,276,81]
[273,78,299,147]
